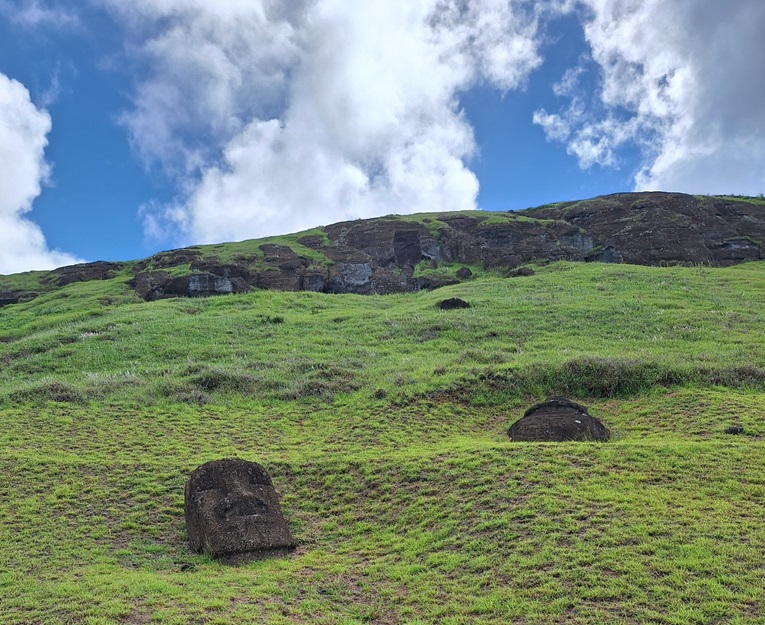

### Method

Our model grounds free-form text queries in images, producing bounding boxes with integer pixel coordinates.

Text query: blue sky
[0,1,763,274]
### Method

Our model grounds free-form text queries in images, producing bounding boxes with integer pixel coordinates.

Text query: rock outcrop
[528,193,765,266]
[44,261,125,287]
[2,192,764,305]
[0,290,37,306]
[130,271,251,301]
[235,192,763,298]
[0,261,124,307]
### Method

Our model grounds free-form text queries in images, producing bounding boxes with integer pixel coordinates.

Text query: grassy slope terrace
[1,261,765,624]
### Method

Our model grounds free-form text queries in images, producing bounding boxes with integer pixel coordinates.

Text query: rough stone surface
[189,261,255,283]
[257,269,303,291]
[164,274,251,298]
[4,191,765,304]
[45,261,124,287]
[296,234,326,249]
[133,249,203,273]
[530,192,765,266]
[326,263,375,294]
[393,230,424,267]
[130,271,172,301]
[302,268,328,292]
[504,267,535,278]
[438,297,470,310]
[0,290,37,307]
[325,219,429,268]
[508,397,610,442]
[259,244,302,265]
[118,193,765,300]
[367,268,409,295]
[131,271,250,300]
[185,458,296,563]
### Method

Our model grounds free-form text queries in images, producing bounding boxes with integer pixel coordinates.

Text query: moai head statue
[184,458,295,563]
[508,396,610,442]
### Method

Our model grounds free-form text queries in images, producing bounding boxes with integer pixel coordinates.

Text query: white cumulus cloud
[0,73,82,274]
[104,0,546,245]
[0,0,80,29]
[535,0,765,195]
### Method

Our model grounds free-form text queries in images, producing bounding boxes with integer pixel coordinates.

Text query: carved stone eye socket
[222,497,269,519]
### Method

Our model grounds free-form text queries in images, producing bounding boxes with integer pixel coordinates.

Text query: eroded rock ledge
[2,192,764,305]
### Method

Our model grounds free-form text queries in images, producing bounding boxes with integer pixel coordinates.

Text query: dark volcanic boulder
[508,397,610,442]
[504,266,535,278]
[185,458,296,563]
[438,297,470,310]
[393,230,424,267]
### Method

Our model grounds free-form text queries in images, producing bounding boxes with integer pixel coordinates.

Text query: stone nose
[223,493,269,519]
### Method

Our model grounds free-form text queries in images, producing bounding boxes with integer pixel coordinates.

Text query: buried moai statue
[508,396,611,442]
[184,458,296,563]
[438,297,470,310]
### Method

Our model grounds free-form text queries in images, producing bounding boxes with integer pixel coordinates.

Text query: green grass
[134,231,332,273]
[702,195,765,206]
[3,261,765,407]
[0,268,49,292]
[2,261,765,623]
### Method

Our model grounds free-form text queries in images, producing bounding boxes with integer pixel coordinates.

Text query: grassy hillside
[2,261,765,624]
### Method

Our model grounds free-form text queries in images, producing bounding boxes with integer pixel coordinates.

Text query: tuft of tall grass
[448,358,765,406]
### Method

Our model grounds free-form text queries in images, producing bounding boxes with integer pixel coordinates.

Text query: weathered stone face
[508,397,610,442]
[184,458,296,563]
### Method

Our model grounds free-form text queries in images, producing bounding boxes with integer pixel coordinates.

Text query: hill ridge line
[2,191,764,306]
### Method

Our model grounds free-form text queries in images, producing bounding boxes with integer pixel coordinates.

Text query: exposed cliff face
[2,192,764,305]
[528,193,765,266]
